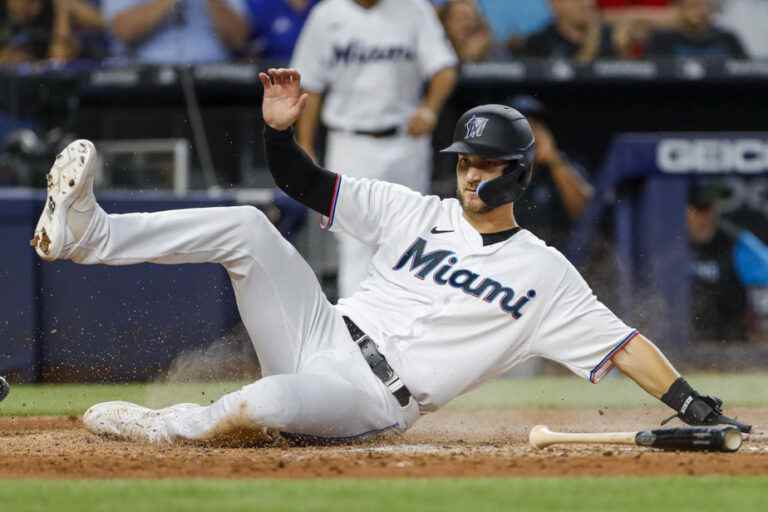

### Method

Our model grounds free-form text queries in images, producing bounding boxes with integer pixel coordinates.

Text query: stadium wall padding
[571,132,768,349]
[0,190,241,382]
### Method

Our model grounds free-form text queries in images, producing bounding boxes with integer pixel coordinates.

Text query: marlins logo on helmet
[465,115,490,139]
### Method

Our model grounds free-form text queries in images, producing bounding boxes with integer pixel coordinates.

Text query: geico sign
[656,139,768,173]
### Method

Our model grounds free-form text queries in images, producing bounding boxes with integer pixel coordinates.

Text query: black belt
[329,126,399,138]
[343,316,412,407]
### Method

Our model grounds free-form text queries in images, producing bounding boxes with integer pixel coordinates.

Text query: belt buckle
[383,374,402,392]
[385,376,412,407]
[359,339,404,392]
[345,317,412,407]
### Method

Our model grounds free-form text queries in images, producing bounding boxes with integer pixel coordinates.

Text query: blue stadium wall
[0,190,241,382]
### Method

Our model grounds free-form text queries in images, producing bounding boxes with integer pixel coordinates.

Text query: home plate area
[1,407,766,479]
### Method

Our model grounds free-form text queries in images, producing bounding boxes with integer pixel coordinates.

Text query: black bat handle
[635,426,743,452]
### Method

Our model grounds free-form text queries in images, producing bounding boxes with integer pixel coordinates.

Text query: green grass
[449,373,768,410]
[0,477,765,512]
[0,382,242,416]
[1,373,766,417]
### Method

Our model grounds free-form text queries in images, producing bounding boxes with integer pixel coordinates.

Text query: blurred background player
[290,0,458,298]
[687,182,768,343]
[103,0,250,64]
[507,95,594,253]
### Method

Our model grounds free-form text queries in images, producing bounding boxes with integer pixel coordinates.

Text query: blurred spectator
[687,183,768,342]
[508,95,594,252]
[597,0,677,58]
[433,0,553,52]
[523,0,620,62]
[645,0,748,58]
[244,0,318,61]
[0,0,55,63]
[598,0,676,27]
[717,0,768,57]
[52,0,107,62]
[600,0,670,5]
[438,0,491,62]
[598,0,673,17]
[0,0,104,64]
[475,0,552,55]
[103,0,250,64]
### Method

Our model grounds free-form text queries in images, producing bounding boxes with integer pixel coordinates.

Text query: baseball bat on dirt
[529,424,744,452]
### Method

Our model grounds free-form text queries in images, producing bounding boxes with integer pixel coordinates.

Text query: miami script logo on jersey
[331,40,415,66]
[465,115,489,139]
[393,238,537,319]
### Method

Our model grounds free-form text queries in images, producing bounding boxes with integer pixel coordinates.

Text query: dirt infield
[1,407,766,479]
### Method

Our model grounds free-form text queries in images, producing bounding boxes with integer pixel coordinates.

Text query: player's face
[687,204,718,244]
[456,154,507,214]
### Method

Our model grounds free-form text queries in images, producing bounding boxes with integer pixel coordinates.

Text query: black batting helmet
[440,104,535,209]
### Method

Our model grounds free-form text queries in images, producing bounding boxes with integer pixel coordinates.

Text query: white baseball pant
[325,131,431,298]
[71,205,419,441]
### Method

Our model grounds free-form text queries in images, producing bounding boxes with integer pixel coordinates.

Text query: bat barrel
[529,425,637,449]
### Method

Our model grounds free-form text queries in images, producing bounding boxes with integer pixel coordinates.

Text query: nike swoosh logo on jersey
[430,227,454,234]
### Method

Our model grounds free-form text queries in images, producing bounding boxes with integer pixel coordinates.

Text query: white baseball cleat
[83,400,276,446]
[30,139,98,261]
[83,401,177,444]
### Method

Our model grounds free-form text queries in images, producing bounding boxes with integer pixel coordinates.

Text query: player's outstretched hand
[259,68,309,131]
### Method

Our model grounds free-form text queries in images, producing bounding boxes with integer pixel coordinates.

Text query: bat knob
[723,427,743,452]
[529,424,551,449]
[0,376,9,402]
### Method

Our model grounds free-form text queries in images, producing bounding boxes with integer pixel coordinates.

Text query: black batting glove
[660,378,752,433]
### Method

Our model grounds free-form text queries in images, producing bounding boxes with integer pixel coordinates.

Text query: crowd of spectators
[439,0,757,62]
[0,0,764,66]
[0,0,104,64]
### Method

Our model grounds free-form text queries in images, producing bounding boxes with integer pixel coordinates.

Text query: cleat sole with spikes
[31,140,97,261]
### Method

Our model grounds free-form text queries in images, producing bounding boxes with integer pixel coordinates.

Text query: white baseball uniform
[290,0,458,297]
[73,173,636,442]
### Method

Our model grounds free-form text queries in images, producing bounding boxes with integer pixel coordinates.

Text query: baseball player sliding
[31,68,749,444]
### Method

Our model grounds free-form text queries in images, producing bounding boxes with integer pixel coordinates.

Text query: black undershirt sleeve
[263,124,339,216]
